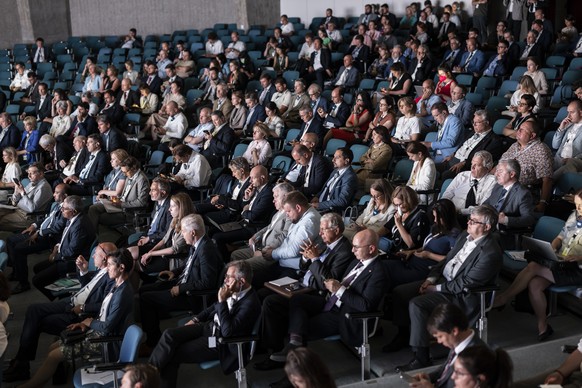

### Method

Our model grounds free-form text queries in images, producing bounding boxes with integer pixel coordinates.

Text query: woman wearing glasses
[344,179,395,240]
[452,346,513,388]
[502,94,537,140]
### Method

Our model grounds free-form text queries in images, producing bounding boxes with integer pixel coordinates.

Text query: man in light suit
[148,260,261,387]
[286,144,332,198]
[553,100,582,178]
[266,229,386,364]
[484,159,536,230]
[386,205,502,371]
[231,182,293,262]
[504,0,527,41]
[408,303,487,387]
[255,212,354,370]
[63,134,110,196]
[454,38,485,76]
[139,214,223,352]
[319,87,350,130]
[326,55,359,91]
[32,196,96,300]
[447,85,475,129]
[201,110,236,169]
[4,242,118,382]
[422,103,463,163]
[282,79,311,129]
[311,147,357,213]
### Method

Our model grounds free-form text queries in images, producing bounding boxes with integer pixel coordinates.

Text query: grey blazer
[121,170,150,209]
[228,105,248,130]
[553,125,582,167]
[484,183,535,229]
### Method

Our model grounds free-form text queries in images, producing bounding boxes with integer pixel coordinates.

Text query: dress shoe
[382,333,409,353]
[11,283,30,294]
[253,357,285,371]
[538,324,554,342]
[270,342,301,362]
[269,376,293,388]
[395,357,432,372]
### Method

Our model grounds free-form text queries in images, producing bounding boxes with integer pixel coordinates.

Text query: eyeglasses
[472,120,485,125]
[467,218,486,225]
[356,98,363,102]
[352,244,371,250]
[371,194,383,199]
[452,369,472,377]
[518,102,529,107]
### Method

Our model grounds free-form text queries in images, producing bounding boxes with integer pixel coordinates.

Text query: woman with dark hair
[345,178,395,240]
[453,346,513,388]
[363,96,396,142]
[384,62,413,98]
[494,189,582,340]
[100,65,121,96]
[19,249,134,388]
[326,91,373,144]
[384,198,461,288]
[502,94,537,139]
[435,65,457,102]
[265,101,285,137]
[356,126,393,188]
[285,347,337,388]
[406,141,436,205]
[379,185,430,253]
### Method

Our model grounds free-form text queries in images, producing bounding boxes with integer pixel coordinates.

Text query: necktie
[40,205,60,232]
[465,179,478,207]
[58,219,74,254]
[320,171,339,202]
[147,76,153,85]
[80,155,95,179]
[436,350,457,386]
[464,52,474,69]
[179,249,196,284]
[323,262,364,311]
[148,204,162,235]
[495,188,507,211]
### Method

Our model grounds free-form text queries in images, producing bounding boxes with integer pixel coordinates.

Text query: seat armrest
[463,285,500,295]
[94,362,133,372]
[218,334,260,345]
[185,288,217,297]
[87,335,124,344]
[345,311,383,320]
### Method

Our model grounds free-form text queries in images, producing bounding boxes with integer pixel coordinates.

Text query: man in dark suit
[20,72,40,105]
[265,229,386,364]
[39,133,74,176]
[242,92,267,136]
[258,73,276,107]
[519,30,544,64]
[482,40,510,77]
[319,87,351,130]
[307,83,328,119]
[139,214,223,352]
[321,8,339,28]
[148,260,261,387]
[30,37,53,71]
[99,89,124,127]
[212,166,275,258]
[201,111,236,169]
[439,37,463,68]
[347,35,371,74]
[327,54,359,91]
[8,184,69,294]
[97,115,128,152]
[438,110,503,180]
[307,38,332,88]
[62,102,97,142]
[532,19,552,53]
[504,31,521,73]
[3,242,118,382]
[385,205,502,371]
[255,213,354,370]
[447,85,475,129]
[286,144,332,198]
[0,113,22,151]
[21,82,51,123]
[119,78,140,112]
[31,196,96,300]
[63,134,110,196]
[408,303,486,387]
[293,107,325,145]
[311,148,357,213]
[484,159,536,230]
[142,61,163,96]
[407,44,433,85]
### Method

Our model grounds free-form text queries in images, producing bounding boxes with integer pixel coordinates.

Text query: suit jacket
[88,281,133,337]
[195,288,261,374]
[38,203,67,238]
[32,96,51,121]
[523,42,544,63]
[288,153,332,198]
[0,124,20,149]
[120,170,150,209]
[71,147,89,175]
[431,114,463,159]
[294,118,326,143]
[172,235,223,294]
[258,84,276,107]
[120,89,140,110]
[244,104,266,131]
[18,130,41,162]
[553,125,582,166]
[30,46,53,65]
[228,105,248,130]
[78,150,110,187]
[317,167,358,212]
[23,81,41,104]
[299,236,354,291]
[311,96,329,118]
[201,124,236,168]
[484,183,535,228]
[459,50,486,74]
[142,74,163,96]
[483,54,509,77]
[310,49,332,73]
[429,333,486,387]
[55,214,95,263]
[465,130,504,162]
[335,258,387,346]
[506,42,521,72]
[448,99,475,129]
[428,231,502,322]
[282,94,311,126]
[407,57,434,85]
[213,98,234,121]
[322,101,350,128]
[439,49,463,68]
[99,102,124,126]
[241,184,275,227]
[331,66,359,89]
[148,197,172,244]
[64,116,97,139]
[537,30,552,53]
[102,127,128,152]
[503,0,526,20]
[347,45,371,73]
[77,270,115,314]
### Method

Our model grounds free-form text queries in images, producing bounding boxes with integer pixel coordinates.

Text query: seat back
[391,159,414,182]
[117,325,144,363]
[325,139,346,158]
[531,216,565,243]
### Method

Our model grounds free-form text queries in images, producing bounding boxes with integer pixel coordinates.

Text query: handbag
[343,206,358,227]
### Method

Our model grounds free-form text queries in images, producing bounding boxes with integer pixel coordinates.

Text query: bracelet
[540,200,548,205]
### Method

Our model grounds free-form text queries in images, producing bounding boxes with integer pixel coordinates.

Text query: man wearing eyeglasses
[385,205,502,371]
[422,102,464,163]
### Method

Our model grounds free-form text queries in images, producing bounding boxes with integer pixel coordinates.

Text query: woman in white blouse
[123,60,139,84]
[264,101,285,137]
[243,122,272,166]
[523,56,549,95]
[390,97,422,157]
[0,147,21,190]
[503,75,541,117]
[406,141,436,205]
[48,101,72,138]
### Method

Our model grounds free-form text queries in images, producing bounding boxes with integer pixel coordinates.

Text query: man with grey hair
[307,83,328,117]
[231,182,293,261]
[437,109,503,181]
[388,204,502,371]
[442,151,497,213]
[256,212,354,369]
[38,134,73,176]
[31,195,95,300]
[139,213,223,353]
[282,79,310,128]
[183,107,214,152]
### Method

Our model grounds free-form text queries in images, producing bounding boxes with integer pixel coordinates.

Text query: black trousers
[7,232,54,284]
[288,293,340,341]
[32,259,76,301]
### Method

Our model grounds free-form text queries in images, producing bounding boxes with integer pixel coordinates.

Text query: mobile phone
[12,178,20,185]
[397,207,403,216]
[203,130,210,134]
[399,372,415,383]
